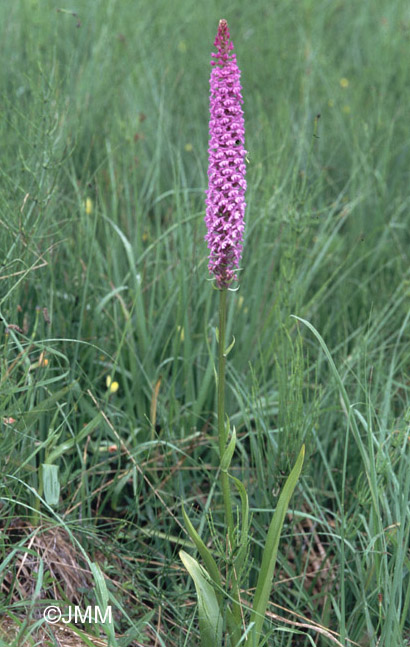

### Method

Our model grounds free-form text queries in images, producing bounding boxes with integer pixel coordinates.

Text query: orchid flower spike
[205,19,247,289]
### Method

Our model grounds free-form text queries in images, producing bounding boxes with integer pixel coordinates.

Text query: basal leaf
[181,505,221,595]
[250,444,305,646]
[179,550,223,647]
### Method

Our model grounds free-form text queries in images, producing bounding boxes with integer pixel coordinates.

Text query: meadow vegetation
[0,0,409,645]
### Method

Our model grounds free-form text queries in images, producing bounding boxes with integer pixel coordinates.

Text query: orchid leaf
[221,427,237,473]
[179,550,223,647]
[181,505,221,594]
[250,444,305,646]
[230,474,250,573]
[225,335,236,356]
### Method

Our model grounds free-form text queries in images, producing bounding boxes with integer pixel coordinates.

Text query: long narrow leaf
[179,550,223,647]
[181,505,222,593]
[250,444,305,646]
[230,474,249,573]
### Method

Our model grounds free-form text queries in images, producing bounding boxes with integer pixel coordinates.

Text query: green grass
[1,0,409,645]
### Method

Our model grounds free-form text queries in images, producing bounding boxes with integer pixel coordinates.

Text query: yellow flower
[106,376,119,394]
[340,77,349,88]
[85,197,93,215]
[29,352,49,370]
[38,351,48,367]
[342,105,351,114]
[177,40,187,54]
[184,143,193,152]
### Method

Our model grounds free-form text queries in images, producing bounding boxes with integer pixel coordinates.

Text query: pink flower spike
[205,19,247,289]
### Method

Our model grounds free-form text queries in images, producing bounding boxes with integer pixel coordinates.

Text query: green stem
[218,288,241,641]
[218,289,234,539]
